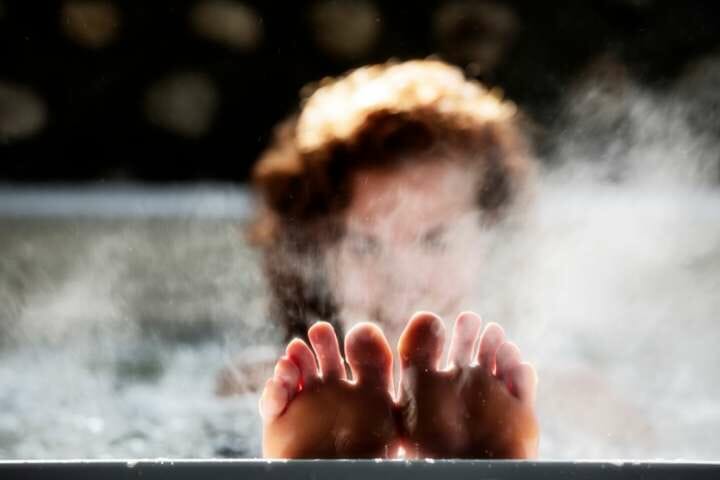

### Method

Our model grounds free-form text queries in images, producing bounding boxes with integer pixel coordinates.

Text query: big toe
[398,311,446,371]
[345,322,393,392]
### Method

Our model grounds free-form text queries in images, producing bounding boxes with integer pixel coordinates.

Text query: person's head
[251,60,533,342]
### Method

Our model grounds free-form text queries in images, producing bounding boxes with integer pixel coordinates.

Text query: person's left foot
[260,322,399,458]
[397,311,539,458]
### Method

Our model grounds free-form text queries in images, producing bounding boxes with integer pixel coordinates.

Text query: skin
[260,312,539,459]
[328,158,485,344]
[219,158,490,398]
[261,158,538,458]
[261,322,399,458]
[397,311,538,458]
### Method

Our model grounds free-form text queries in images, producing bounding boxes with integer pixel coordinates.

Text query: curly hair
[250,59,533,341]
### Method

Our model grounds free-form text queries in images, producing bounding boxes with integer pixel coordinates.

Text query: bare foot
[260,321,398,458]
[397,311,539,458]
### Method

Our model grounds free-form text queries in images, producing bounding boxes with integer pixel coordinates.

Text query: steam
[1,54,720,459]
[324,54,720,458]
[472,55,720,458]
[547,55,719,186]
[0,215,274,458]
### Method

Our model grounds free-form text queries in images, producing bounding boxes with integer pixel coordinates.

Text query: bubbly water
[1,58,720,460]
[1,181,718,460]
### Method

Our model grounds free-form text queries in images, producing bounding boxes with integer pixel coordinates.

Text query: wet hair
[250,59,533,341]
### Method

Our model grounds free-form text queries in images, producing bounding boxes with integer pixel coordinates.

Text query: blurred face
[327,158,486,342]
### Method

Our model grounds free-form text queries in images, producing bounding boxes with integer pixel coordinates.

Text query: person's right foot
[397,311,539,458]
[260,321,398,458]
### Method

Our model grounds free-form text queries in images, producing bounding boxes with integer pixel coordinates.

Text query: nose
[375,253,419,295]
[372,256,436,310]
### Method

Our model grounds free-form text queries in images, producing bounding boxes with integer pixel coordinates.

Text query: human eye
[419,225,448,252]
[346,232,381,257]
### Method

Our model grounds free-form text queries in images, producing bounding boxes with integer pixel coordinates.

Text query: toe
[495,341,522,385]
[447,311,483,369]
[344,322,393,391]
[510,362,538,404]
[308,322,347,381]
[273,357,301,397]
[259,378,289,422]
[398,311,446,370]
[286,338,319,388]
[477,322,505,374]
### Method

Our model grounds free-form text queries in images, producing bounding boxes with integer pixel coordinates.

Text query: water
[0,210,273,458]
[1,181,719,459]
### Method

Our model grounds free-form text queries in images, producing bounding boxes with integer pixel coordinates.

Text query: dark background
[1,0,718,182]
